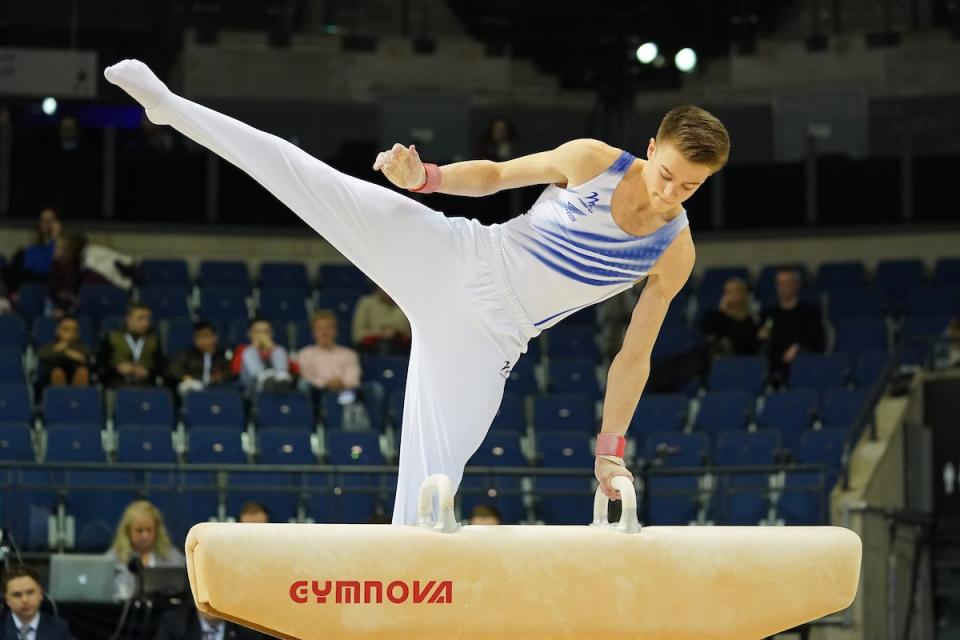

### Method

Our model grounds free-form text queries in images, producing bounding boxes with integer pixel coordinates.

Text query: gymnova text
[289,580,453,604]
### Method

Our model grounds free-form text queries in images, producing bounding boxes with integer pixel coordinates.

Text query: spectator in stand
[99,303,166,388]
[701,277,760,360]
[1,207,60,294]
[36,316,93,388]
[758,268,825,384]
[352,287,411,355]
[105,500,185,601]
[476,116,517,163]
[1,565,76,640]
[231,316,292,394]
[297,310,361,394]
[468,504,502,525]
[166,319,232,396]
[154,603,271,640]
[0,282,11,315]
[47,231,86,316]
[237,502,270,524]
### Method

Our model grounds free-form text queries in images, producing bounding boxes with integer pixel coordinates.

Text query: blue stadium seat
[16,283,47,321]
[227,317,251,347]
[693,391,753,437]
[255,392,314,431]
[630,393,688,434]
[787,354,849,396]
[163,317,195,355]
[386,390,405,428]
[663,291,690,326]
[318,264,369,291]
[533,394,596,434]
[321,391,375,432]
[652,326,704,363]
[504,356,538,397]
[45,426,105,462]
[535,433,594,524]
[5,469,58,550]
[0,349,25,384]
[0,384,32,424]
[904,286,960,317]
[797,427,847,468]
[325,430,387,523]
[259,428,315,465]
[43,387,103,428]
[183,390,245,430]
[827,287,886,320]
[547,359,600,400]
[258,288,308,323]
[901,314,951,339]
[199,261,250,290]
[188,427,246,463]
[0,315,26,351]
[778,428,846,525]
[820,388,870,429]
[362,356,408,399]
[854,350,890,387]
[198,287,249,326]
[546,326,600,361]
[0,423,35,461]
[32,316,95,350]
[259,262,310,293]
[98,314,125,338]
[65,470,139,551]
[815,261,865,291]
[114,388,175,429]
[707,356,767,395]
[715,429,780,525]
[875,259,925,301]
[933,257,960,287]
[141,259,191,289]
[645,474,701,525]
[756,390,817,451]
[139,286,191,319]
[561,306,598,327]
[643,431,709,467]
[168,471,220,541]
[116,426,176,463]
[462,432,527,523]
[77,285,129,322]
[833,317,888,357]
[490,393,525,432]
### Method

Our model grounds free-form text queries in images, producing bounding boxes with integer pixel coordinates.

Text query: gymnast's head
[643,105,730,212]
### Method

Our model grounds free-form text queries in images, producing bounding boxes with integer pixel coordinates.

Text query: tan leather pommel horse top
[184,475,862,640]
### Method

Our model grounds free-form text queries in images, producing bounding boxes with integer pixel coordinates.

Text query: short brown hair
[656,105,730,171]
[239,501,270,521]
[2,565,41,594]
[310,309,337,327]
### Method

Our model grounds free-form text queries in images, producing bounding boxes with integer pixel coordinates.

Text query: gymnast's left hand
[595,456,634,501]
[373,143,425,189]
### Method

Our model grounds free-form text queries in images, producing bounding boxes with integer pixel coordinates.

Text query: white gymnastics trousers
[146,93,538,524]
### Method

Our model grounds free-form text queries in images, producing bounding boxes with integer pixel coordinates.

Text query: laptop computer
[48,554,116,603]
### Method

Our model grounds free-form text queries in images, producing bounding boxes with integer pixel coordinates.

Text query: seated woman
[105,500,185,600]
[700,277,759,358]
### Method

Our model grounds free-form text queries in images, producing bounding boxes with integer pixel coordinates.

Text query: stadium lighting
[635,42,658,64]
[41,97,58,116]
[674,48,698,73]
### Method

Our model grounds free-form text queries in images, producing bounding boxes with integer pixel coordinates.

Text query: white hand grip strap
[416,474,460,533]
[592,475,642,534]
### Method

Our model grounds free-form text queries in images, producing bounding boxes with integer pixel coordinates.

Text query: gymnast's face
[643,139,711,212]
[128,514,158,554]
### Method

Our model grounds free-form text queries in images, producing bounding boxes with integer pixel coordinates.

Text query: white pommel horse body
[185,475,862,639]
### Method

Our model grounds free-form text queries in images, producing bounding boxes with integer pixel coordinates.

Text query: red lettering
[335,581,361,604]
[413,580,436,604]
[429,581,453,604]
[312,580,332,603]
[387,580,409,604]
[290,581,308,604]
[363,581,383,604]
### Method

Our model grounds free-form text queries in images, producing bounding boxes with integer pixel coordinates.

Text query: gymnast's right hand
[595,456,634,501]
[373,143,426,190]
[103,59,172,120]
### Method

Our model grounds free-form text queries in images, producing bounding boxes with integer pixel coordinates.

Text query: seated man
[351,287,411,354]
[1,565,76,640]
[758,268,825,385]
[166,319,232,396]
[154,602,271,640]
[231,316,292,395]
[98,303,165,388]
[36,316,93,388]
[297,310,361,394]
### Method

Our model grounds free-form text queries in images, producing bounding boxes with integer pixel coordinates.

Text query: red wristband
[596,433,626,458]
[409,163,441,194]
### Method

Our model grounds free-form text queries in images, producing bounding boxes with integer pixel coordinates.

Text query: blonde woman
[105,500,185,600]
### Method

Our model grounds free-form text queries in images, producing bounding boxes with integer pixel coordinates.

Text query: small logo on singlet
[578,192,599,213]
[499,360,512,379]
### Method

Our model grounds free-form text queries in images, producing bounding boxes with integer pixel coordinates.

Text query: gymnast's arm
[595,231,695,498]
[373,138,617,196]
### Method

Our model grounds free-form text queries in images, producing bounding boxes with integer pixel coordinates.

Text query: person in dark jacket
[36,316,93,388]
[166,319,233,396]
[758,268,826,384]
[153,603,271,640]
[98,303,165,388]
[1,565,76,640]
